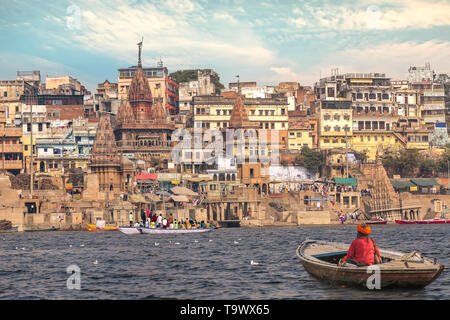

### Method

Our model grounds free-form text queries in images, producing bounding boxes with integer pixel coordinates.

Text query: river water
[0,224,448,300]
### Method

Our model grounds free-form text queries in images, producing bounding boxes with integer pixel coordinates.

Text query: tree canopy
[294,146,323,174]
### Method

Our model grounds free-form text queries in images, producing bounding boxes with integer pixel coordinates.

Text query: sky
[0,0,450,92]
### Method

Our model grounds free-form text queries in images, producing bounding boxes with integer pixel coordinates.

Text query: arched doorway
[39,161,45,173]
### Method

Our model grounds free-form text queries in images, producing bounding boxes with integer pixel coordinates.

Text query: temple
[90,40,175,195]
[113,40,175,167]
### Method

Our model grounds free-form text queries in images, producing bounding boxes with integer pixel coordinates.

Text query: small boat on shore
[366,219,387,225]
[297,239,444,289]
[0,227,18,233]
[24,226,59,232]
[87,224,119,232]
[119,227,213,235]
[395,219,450,224]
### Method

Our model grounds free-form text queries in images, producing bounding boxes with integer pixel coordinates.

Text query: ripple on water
[0,226,449,299]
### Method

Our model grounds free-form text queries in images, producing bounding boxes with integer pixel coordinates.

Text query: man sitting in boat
[340,223,381,266]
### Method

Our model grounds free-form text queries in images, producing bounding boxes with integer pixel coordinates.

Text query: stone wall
[296,210,331,225]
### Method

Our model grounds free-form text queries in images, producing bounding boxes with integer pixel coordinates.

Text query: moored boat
[366,219,387,225]
[0,226,18,233]
[395,219,417,224]
[119,227,213,235]
[296,239,444,289]
[396,219,450,224]
[87,224,119,232]
[24,226,59,232]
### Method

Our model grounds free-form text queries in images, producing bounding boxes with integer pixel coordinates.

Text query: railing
[0,160,22,169]
[0,144,23,153]
[0,128,22,137]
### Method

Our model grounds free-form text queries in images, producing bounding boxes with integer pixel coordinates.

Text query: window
[332,139,338,144]
[356,93,363,100]
[250,168,254,178]
[297,132,302,138]
[381,136,385,141]
[38,123,43,131]
[216,110,221,115]
[324,139,330,143]
[281,109,285,115]
[360,136,363,142]
[271,123,275,129]
[367,136,371,141]
[251,110,255,115]
[3,92,6,97]
[323,114,331,120]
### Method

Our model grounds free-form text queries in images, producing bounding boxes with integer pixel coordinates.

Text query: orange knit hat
[357,223,371,235]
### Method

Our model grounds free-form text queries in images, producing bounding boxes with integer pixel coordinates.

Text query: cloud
[290,0,450,31]
[213,12,238,24]
[307,40,450,83]
[66,0,275,71]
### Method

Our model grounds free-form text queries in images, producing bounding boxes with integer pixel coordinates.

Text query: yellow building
[0,80,35,124]
[319,100,352,150]
[288,119,314,150]
[193,95,289,150]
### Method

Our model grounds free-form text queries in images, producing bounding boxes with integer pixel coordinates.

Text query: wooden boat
[0,227,18,233]
[395,219,417,224]
[87,224,119,232]
[366,219,387,225]
[396,219,450,224]
[297,239,444,289]
[119,227,213,235]
[24,227,59,232]
[416,219,449,224]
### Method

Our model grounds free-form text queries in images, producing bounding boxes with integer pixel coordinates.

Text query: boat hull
[119,227,213,235]
[297,240,444,289]
[396,219,450,224]
[366,220,387,225]
[24,227,59,232]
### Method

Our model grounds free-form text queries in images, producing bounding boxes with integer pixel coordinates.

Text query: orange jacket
[346,237,380,266]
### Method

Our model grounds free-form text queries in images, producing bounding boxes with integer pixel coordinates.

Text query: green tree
[295,146,323,174]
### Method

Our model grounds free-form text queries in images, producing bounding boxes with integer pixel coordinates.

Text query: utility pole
[345,129,349,178]
[29,95,34,197]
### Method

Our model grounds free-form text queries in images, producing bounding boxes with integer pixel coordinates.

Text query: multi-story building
[35,117,97,173]
[97,80,118,99]
[192,95,289,150]
[19,104,50,173]
[287,110,317,150]
[421,84,446,125]
[0,80,36,124]
[43,75,90,95]
[178,70,217,114]
[0,105,23,174]
[318,100,352,150]
[118,61,179,114]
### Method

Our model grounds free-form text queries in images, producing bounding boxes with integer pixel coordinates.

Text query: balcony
[0,127,22,137]
[0,144,23,153]
[0,160,22,169]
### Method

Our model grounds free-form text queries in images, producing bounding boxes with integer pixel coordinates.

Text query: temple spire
[137,37,143,67]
